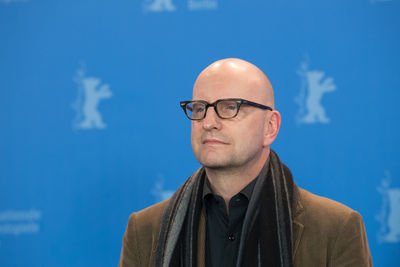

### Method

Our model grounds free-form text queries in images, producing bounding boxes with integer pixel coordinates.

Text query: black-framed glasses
[180,98,273,120]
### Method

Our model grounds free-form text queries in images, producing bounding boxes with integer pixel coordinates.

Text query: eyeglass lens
[185,100,239,119]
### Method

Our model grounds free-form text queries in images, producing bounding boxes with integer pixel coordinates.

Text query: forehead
[192,72,266,102]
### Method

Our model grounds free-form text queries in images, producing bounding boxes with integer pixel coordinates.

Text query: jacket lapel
[292,200,305,258]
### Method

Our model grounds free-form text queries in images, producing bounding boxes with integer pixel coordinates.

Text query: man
[119,58,372,267]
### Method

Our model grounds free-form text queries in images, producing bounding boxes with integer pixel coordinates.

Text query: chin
[197,156,232,169]
[194,149,235,168]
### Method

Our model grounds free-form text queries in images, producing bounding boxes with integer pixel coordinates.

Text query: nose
[201,106,222,130]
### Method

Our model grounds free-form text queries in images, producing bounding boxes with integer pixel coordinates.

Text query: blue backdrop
[1,0,399,266]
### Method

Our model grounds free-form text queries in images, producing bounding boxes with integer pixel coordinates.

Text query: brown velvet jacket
[119,188,372,267]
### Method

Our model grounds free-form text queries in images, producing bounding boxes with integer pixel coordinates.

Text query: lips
[202,138,229,145]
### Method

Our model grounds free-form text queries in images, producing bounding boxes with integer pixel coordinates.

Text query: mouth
[202,139,229,145]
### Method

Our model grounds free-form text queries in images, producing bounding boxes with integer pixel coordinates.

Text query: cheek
[237,121,265,147]
[191,123,201,148]
[191,123,200,138]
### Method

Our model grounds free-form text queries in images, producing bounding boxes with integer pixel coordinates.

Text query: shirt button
[228,234,235,241]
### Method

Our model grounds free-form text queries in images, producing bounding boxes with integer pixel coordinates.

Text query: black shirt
[202,177,257,267]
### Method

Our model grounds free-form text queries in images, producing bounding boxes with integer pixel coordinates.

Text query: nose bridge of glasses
[201,102,218,120]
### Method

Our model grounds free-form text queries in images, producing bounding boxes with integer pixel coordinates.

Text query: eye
[226,104,236,110]
[195,107,205,113]
[192,103,205,113]
[220,101,237,111]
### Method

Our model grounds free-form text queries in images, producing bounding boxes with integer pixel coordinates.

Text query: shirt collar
[202,172,258,202]
[202,156,270,202]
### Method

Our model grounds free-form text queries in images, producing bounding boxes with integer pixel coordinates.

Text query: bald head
[193,58,275,109]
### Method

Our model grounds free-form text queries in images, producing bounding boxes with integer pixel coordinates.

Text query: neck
[205,148,270,208]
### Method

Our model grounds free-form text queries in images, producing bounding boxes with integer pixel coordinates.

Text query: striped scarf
[155,150,299,267]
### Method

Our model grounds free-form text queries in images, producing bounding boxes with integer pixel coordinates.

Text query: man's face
[191,66,270,170]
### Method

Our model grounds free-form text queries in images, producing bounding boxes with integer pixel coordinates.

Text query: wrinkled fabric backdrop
[0,0,399,266]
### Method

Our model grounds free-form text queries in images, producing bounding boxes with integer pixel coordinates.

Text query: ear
[263,110,281,147]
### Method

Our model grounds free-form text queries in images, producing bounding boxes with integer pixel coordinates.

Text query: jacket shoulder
[297,188,356,221]
[295,188,363,248]
[294,188,372,267]
[133,199,170,231]
[119,200,169,267]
